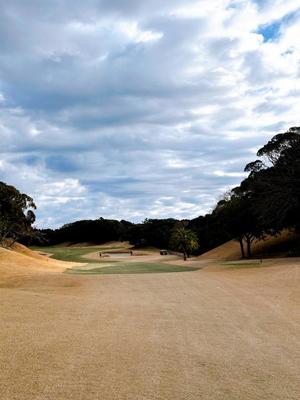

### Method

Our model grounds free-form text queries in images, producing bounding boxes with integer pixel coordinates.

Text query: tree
[189,213,232,255]
[0,181,36,247]
[141,218,178,248]
[256,126,300,166]
[213,189,265,258]
[243,127,300,232]
[169,221,199,260]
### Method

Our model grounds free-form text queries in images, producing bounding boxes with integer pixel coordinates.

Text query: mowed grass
[31,246,122,264]
[32,246,198,275]
[220,261,268,269]
[65,262,199,275]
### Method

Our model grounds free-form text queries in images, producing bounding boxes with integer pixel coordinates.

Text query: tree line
[1,127,299,258]
[212,126,300,257]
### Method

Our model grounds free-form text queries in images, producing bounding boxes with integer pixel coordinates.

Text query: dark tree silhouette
[0,181,36,247]
[242,126,300,232]
[213,189,265,258]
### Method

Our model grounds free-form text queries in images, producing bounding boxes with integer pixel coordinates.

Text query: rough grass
[65,262,198,275]
[31,246,122,264]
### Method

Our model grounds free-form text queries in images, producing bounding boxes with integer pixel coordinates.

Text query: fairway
[32,245,189,275]
[31,245,124,263]
[1,252,299,400]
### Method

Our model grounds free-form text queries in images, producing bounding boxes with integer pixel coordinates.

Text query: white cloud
[119,21,163,43]
[0,0,299,227]
[213,170,247,178]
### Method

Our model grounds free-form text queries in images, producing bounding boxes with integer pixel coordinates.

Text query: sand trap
[105,252,132,258]
[84,248,179,263]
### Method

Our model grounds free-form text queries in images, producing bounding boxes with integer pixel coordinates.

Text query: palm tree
[170,222,199,261]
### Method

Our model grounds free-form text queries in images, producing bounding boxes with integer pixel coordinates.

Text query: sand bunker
[84,247,179,263]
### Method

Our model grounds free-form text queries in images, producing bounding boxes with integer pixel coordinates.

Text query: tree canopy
[169,221,199,260]
[209,126,300,257]
[0,181,36,247]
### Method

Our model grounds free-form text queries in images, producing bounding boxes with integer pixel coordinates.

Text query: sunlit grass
[31,246,122,264]
[65,262,199,275]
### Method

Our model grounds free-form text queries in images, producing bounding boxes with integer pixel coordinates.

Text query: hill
[199,230,299,261]
[0,244,81,287]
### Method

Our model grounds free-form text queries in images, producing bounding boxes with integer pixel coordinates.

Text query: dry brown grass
[0,244,299,399]
[198,229,298,261]
[0,245,82,289]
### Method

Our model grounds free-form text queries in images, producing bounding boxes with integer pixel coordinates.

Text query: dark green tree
[0,181,36,247]
[243,126,300,232]
[213,189,265,258]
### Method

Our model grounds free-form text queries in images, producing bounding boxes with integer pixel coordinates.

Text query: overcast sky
[0,0,299,228]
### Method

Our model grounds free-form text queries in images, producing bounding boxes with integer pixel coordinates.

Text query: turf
[65,262,198,275]
[220,261,267,269]
[31,246,122,264]
[32,246,198,275]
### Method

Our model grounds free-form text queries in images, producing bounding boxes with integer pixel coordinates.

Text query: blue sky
[0,0,300,228]
[257,9,299,41]
[258,20,282,41]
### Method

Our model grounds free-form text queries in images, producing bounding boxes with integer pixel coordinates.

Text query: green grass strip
[31,246,122,263]
[220,261,265,269]
[65,262,199,275]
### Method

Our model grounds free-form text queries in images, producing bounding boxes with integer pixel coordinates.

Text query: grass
[32,246,199,275]
[65,262,199,275]
[220,261,266,269]
[31,246,122,264]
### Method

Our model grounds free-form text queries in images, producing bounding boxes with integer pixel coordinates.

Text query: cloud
[0,0,299,227]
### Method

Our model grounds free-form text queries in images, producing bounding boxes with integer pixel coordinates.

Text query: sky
[0,0,300,228]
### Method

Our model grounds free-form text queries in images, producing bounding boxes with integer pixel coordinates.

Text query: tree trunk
[7,236,18,248]
[239,237,245,258]
[246,237,252,258]
[183,251,187,261]
[0,230,10,248]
